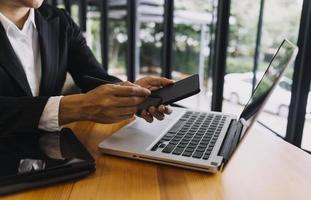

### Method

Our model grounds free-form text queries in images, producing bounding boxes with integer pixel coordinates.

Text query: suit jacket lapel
[35,9,60,96]
[0,24,33,96]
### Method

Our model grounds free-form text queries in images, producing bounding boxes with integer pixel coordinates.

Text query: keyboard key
[162,136,172,141]
[203,137,212,141]
[192,151,203,158]
[182,151,192,157]
[178,144,187,148]
[172,147,184,155]
[194,136,202,140]
[174,137,182,141]
[203,155,209,160]
[162,144,175,153]
[206,135,213,139]
[196,133,204,137]
[166,132,176,136]
[169,120,186,133]
[176,133,185,137]
[169,140,179,145]
[185,147,195,152]
[198,144,208,149]
[196,147,206,152]
[183,139,191,143]
[151,142,161,151]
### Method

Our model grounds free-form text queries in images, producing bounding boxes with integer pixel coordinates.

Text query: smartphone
[137,74,200,114]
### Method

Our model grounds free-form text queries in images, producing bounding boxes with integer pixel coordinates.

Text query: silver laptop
[99,40,298,173]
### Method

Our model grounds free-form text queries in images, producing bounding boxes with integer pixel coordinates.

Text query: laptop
[0,128,95,195]
[98,39,298,173]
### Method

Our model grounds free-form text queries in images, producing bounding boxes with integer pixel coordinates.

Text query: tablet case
[0,128,95,195]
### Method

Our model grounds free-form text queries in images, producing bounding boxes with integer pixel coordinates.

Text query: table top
[3,119,311,200]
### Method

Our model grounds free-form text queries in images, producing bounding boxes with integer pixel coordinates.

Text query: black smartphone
[137,74,200,114]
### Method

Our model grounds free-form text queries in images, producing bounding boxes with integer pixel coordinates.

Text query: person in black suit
[0,0,173,135]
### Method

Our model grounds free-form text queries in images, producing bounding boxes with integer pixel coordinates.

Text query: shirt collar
[0,8,36,34]
[28,8,37,29]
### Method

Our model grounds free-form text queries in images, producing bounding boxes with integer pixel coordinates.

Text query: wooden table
[3,120,311,200]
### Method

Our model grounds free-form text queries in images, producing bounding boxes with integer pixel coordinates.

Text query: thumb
[149,77,175,87]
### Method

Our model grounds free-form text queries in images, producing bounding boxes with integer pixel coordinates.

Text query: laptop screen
[239,40,298,131]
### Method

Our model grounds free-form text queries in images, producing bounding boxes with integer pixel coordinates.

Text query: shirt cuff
[38,96,63,132]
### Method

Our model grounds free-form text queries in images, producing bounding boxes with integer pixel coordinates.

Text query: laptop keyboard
[151,111,227,160]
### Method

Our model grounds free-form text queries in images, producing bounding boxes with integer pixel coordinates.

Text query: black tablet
[0,128,95,195]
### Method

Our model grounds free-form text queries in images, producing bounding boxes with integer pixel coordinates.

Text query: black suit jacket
[0,4,121,135]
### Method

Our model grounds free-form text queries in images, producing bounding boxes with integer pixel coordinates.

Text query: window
[138,1,164,79]
[172,0,216,110]
[82,3,128,80]
[223,0,260,115]
[279,80,292,92]
[256,0,302,137]
[301,91,311,151]
[223,0,303,138]
[52,0,310,152]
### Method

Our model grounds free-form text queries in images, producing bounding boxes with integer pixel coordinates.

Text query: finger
[122,81,154,94]
[158,105,166,113]
[149,86,161,91]
[139,110,153,123]
[148,106,164,120]
[164,106,173,114]
[113,96,146,107]
[148,77,175,87]
[112,85,151,97]
[118,81,136,87]
[158,105,172,115]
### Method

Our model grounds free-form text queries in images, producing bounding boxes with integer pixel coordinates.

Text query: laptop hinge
[218,119,243,166]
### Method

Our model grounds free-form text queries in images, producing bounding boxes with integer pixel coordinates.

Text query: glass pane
[256,0,302,137]
[107,19,127,80]
[85,3,127,80]
[138,0,164,79]
[173,0,215,110]
[223,0,302,138]
[223,0,260,115]
[301,91,311,151]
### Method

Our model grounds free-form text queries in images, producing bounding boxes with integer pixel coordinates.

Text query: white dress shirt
[0,9,62,131]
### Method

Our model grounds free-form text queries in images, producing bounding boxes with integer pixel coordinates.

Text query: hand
[134,76,174,123]
[59,81,151,125]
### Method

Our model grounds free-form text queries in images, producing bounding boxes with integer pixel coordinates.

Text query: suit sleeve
[64,11,122,93]
[0,96,49,136]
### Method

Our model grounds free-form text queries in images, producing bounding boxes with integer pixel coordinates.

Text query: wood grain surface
[2,120,311,200]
